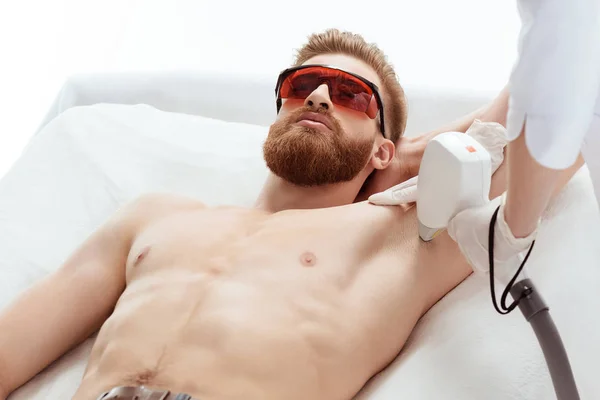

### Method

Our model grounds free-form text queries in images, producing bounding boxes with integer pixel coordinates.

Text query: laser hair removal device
[416,131,580,400]
[416,132,492,242]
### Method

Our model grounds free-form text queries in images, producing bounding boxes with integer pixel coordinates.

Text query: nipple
[133,247,150,267]
[299,251,317,267]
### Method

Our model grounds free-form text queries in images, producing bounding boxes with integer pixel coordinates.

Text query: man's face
[263,54,386,187]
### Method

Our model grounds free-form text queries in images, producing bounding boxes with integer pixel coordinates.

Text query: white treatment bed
[1,72,599,399]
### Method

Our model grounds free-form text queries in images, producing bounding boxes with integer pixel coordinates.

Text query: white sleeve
[507,0,600,169]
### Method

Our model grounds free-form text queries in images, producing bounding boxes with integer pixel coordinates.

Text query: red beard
[263,106,374,187]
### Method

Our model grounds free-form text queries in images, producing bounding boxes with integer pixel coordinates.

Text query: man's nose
[304,83,333,111]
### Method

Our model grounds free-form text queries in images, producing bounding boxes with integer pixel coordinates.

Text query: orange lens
[279,66,378,118]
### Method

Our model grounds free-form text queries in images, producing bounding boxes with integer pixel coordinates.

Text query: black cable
[488,205,536,315]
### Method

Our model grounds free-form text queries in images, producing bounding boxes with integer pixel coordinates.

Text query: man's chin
[266,155,365,187]
[264,117,373,187]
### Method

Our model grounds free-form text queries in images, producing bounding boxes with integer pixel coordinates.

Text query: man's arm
[416,83,584,199]
[420,86,510,143]
[0,200,141,398]
[420,83,583,199]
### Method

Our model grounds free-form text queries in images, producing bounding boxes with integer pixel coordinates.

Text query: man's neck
[254,174,365,213]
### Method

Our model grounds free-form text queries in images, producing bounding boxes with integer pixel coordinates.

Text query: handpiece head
[416,131,492,241]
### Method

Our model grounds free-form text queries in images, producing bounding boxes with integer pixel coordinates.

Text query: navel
[299,251,317,267]
[133,246,151,267]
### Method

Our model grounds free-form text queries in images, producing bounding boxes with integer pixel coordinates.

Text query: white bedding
[1,104,599,399]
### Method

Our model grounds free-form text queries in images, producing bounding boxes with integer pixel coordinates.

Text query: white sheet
[1,104,599,399]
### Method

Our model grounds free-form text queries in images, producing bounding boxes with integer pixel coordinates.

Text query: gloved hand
[368,120,508,205]
[368,119,535,278]
[447,193,538,280]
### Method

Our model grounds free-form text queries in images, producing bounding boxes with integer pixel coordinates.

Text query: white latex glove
[447,193,537,280]
[368,120,508,205]
[367,176,418,205]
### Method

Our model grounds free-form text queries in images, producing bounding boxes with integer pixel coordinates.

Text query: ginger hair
[293,29,408,143]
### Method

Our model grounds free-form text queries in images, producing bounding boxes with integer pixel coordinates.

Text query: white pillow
[1,102,271,280]
[8,101,271,268]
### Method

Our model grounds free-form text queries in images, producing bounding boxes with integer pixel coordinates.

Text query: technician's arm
[503,128,576,238]
[503,0,600,238]
[0,205,135,398]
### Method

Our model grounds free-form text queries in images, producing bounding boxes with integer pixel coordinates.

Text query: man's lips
[296,112,334,131]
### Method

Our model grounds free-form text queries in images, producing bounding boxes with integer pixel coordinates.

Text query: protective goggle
[275,65,386,137]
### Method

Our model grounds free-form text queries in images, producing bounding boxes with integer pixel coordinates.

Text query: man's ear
[370,139,396,170]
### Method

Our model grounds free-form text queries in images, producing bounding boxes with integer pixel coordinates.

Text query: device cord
[488,205,580,400]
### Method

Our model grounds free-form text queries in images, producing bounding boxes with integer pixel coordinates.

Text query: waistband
[97,385,199,400]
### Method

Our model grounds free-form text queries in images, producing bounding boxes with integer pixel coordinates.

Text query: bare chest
[124,203,414,287]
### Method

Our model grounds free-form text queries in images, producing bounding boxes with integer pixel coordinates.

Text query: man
[0,29,582,400]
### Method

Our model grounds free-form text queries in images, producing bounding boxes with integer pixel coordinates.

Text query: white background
[0,0,521,178]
